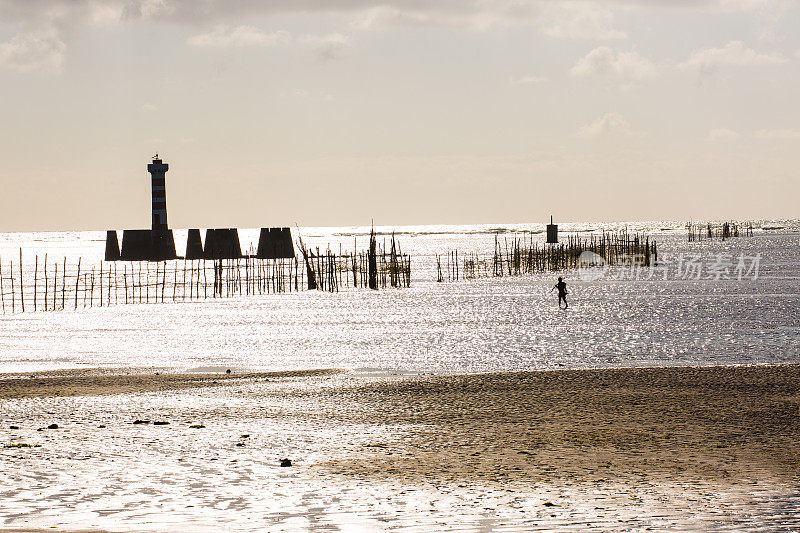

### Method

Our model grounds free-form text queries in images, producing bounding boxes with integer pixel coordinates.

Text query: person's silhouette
[552,277,568,309]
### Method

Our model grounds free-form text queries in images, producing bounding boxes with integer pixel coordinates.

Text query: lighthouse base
[120,229,177,261]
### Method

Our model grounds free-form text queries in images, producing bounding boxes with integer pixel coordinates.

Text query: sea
[0,219,798,375]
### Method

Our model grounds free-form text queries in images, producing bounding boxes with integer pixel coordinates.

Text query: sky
[1,0,799,231]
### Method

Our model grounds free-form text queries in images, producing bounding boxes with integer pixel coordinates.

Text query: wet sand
[3,364,800,531]
[0,368,341,399]
[5,364,799,484]
[317,364,800,486]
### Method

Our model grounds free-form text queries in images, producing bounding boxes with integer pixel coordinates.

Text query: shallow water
[0,221,798,374]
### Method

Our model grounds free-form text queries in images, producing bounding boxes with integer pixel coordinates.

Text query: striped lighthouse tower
[147,154,169,231]
[118,155,177,261]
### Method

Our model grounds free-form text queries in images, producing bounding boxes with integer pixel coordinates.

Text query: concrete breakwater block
[105,230,120,261]
[256,227,295,259]
[204,228,242,259]
[185,229,204,260]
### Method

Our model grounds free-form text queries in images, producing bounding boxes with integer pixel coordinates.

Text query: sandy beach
[0,368,341,400]
[326,364,800,486]
[3,364,800,531]
[4,364,800,484]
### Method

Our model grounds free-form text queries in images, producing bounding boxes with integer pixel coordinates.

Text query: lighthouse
[148,154,169,231]
[116,155,177,261]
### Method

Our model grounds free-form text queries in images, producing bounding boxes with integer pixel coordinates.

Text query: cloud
[577,112,645,138]
[0,0,788,30]
[570,46,657,83]
[0,29,65,74]
[0,1,789,76]
[511,74,548,85]
[299,33,350,62]
[350,5,506,31]
[712,0,789,10]
[124,0,172,19]
[679,40,787,73]
[706,128,740,142]
[754,128,800,140]
[537,3,626,40]
[704,127,800,142]
[349,6,454,29]
[187,25,290,47]
[0,1,630,36]
[294,89,335,101]
[613,0,790,13]
[348,1,626,36]
[185,25,348,61]
[141,102,158,111]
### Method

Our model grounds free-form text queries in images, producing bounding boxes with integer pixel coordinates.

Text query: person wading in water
[552,276,568,309]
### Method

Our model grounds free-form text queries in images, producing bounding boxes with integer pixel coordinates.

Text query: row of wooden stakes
[0,233,413,313]
[437,232,657,281]
[687,222,754,242]
[0,251,304,313]
[297,230,412,292]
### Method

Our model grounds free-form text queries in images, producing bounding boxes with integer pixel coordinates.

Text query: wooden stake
[19,249,24,313]
[62,257,66,310]
[203,259,207,299]
[33,255,38,311]
[0,256,4,314]
[11,260,15,313]
[44,254,48,310]
[75,258,81,310]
